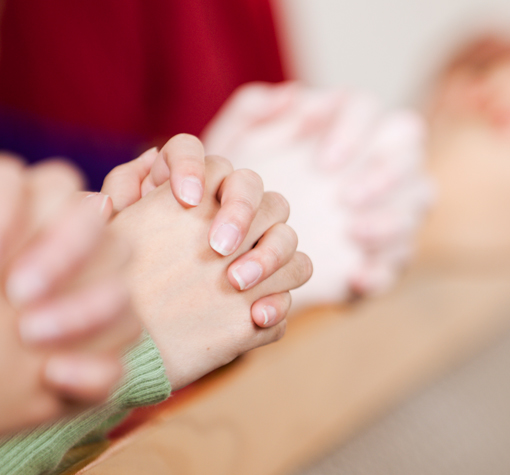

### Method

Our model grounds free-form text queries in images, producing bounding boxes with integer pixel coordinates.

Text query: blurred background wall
[275,0,510,106]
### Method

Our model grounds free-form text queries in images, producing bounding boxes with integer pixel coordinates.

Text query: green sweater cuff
[117,330,172,409]
[0,332,171,475]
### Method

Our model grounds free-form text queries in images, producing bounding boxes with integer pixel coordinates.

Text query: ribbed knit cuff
[119,331,172,408]
[0,331,171,475]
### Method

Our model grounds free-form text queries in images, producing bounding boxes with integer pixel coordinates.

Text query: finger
[25,159,84,236]
[44,354,123,404]
[209,168,264,256]
[251,292,292,328]
[202,81,299,155]
[18,279,129,346]
[140,154,166,197]
[148,134,205,207]
[76,192,113,221]
[28,159,85,194]
[6,194,108,307]
[252,251,313,298]
[101,147,158,213]
[317,91,381,169]
[228,223,297,290]
[202,154,234,197]
[0,156,26,258]
[238,191,291,253]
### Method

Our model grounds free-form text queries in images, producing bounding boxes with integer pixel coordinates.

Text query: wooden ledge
[77,266,510,475]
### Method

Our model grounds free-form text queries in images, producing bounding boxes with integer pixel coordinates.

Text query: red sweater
[0,0,285,188]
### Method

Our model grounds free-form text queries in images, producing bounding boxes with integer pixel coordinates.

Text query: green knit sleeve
[0,332,171,475]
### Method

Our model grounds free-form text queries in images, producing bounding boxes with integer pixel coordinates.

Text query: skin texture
[1,133,309,431]
[201,82,433,303]
[0,157,140,435]
[108,154,312,390]
[102,134,307,328]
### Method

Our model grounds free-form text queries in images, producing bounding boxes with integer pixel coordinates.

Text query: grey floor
[295,327,510,475]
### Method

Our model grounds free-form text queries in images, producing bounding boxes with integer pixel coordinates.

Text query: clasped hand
[102,134,313,390]
[0,134,312,434]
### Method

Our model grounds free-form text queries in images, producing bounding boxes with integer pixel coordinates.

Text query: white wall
[274,0,510,106]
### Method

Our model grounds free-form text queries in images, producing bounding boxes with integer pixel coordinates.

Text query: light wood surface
[78,268,510,475]
[76,122,510,475]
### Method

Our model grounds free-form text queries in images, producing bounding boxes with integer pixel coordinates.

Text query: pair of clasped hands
[0,134,312,435]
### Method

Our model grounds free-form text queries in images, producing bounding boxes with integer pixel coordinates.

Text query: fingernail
[262,306,277,326]
[19,310,63,343]
[232,261,263,290]
[6,267,48,307]
[83,193,110,217]
[180,177,203,206]
[210,223,240,256]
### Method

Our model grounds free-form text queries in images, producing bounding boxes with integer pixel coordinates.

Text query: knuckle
[292,252,314,283]
[104,163,130,184]
[279,223,298,248]
[205,154,232,170]
[264,192,290,220]
[175,156,205,177]
[263,242,285,270]
[236,168,263,191]
[230,193,257,218]
[205,154,234,178]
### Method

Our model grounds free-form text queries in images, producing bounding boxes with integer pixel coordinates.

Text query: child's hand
[102,135,303,327]
[109,155,312,390]
[201,82,433,303]
[0,157,140,434]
